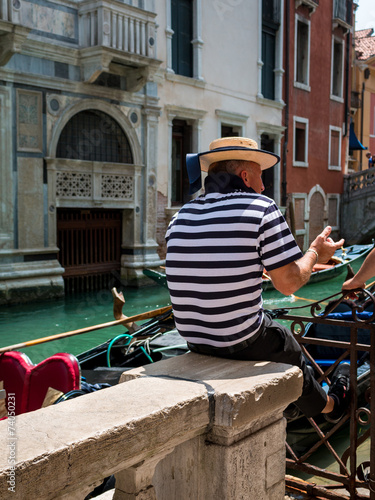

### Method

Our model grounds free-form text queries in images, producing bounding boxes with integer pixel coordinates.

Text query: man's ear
[240,169,251,187]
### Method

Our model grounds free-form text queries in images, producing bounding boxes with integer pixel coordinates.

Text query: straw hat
[199,137,280,172]
[186,136,280,194]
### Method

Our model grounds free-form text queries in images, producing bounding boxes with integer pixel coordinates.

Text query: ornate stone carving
[56,172,92,198]
[101,174,133,200]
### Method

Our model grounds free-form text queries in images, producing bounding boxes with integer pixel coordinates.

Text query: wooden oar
[0,305,172,354]
[290,295,328,306]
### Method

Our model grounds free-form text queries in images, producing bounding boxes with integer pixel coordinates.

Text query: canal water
[0,257,367,362]
[0,255,371,489]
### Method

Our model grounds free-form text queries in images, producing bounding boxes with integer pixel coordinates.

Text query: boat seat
[0,351,81,418]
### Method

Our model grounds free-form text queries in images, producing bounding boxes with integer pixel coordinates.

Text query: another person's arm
[342,248,375,291]
[268,226,344,295]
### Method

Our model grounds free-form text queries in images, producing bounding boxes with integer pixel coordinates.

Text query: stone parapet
[0,352,302,499]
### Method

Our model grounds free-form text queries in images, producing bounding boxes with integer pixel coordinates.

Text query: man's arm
[342,248,375,291]
[267,226,345,296]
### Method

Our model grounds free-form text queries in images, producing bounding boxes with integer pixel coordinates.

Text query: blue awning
[349,122,367,150]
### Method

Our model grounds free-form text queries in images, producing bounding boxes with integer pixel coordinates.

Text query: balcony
[0,0,30,65]
[351,90,361,109]
[78,0,161,89]
[295,0,319,15]
[332,0,352,32]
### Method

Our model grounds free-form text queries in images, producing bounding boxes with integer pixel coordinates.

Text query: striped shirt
[166,178,303,348]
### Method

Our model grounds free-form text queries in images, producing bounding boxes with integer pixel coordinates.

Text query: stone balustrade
[0,352,302,499]
[343,167,375,200]
[78,0,157,59]
[0,0,21,24]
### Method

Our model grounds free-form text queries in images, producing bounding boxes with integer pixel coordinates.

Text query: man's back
[166,183,301,349]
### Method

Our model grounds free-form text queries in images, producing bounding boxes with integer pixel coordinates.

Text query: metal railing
[280,289,375,499]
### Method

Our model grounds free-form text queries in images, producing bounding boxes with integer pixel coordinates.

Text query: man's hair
[209,159,256,175]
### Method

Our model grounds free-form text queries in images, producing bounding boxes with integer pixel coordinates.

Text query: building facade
[282,0,353,249]
[0,0,286,303]
[351,27,375,171]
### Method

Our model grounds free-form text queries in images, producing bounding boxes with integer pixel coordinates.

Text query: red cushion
[0,351,81,415]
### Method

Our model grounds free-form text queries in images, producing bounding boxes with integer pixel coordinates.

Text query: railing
[333,0,352,27]
[278,289,375,499]
[0,0,21,24]
[46,158,143,209]
[78,0,157,59]
[343,167,375,200]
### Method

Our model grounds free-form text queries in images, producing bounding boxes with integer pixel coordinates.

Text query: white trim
[166,0,203,80]
[275,0,285,104]
[290,193,308,250]
[216,109,248,138]
[166,106,206,208]
[327,193,340,231]
[256,122,285,206]
[293,116,309,167]
[330,35,345,100]
[294,14,311,88]
[328,125,342,171]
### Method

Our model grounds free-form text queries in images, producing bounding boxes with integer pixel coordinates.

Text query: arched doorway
[55,110,134,292]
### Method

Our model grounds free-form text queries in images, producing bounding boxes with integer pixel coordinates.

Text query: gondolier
[166,136,349,421]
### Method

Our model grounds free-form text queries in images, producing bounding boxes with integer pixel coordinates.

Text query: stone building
[0,0,285,304]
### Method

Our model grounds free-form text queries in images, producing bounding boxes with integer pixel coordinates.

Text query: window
[329,125,342,170]
[171,120,191,206]
[331,37,344,99]
[295,16,310,89]
[293,117,309,167]
[171,0,193,77]
[56,110,133,163]
[221,125,240,138]
[261,0,280,100]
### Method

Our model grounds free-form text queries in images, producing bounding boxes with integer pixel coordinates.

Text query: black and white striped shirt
[166,176,303,348]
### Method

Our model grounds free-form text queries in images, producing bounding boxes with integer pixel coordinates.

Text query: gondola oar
[0,305,173,354]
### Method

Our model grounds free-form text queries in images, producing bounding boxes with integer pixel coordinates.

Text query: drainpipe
[282,0,289,207]
[343,5,351,138]
[360,80,364,171]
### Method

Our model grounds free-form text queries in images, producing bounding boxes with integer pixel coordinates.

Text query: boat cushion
[0,351,81,417]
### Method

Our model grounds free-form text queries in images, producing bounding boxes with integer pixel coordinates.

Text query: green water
[0,257,366,362]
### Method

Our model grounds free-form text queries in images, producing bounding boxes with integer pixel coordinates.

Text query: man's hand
[268,226,344,296]
[309,226,345,264]
[342,248,375,292]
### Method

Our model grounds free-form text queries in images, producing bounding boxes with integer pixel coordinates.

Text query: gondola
[143,244,374,291]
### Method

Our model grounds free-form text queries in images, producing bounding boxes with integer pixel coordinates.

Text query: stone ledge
[0,376,209,500]
[0,354,302,499]
[121,352,303,445]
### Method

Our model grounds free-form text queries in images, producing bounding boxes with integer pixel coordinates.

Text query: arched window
[56,110,133,163]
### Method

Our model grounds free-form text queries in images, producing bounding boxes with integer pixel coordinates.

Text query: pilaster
[0,85,13,249]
